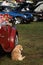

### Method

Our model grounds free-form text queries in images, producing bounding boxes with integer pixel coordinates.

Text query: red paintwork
[0,14,12,23]
[0,25,16,52]
[4,13,12,19]
[16,0,25,2]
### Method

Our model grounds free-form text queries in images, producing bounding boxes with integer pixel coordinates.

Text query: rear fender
[9,27,16,50]
[1,27,16,52]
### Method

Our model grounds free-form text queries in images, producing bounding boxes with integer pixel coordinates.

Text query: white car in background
[34,1,43,12]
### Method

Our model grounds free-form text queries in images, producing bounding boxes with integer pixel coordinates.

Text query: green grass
[0,22,43,65]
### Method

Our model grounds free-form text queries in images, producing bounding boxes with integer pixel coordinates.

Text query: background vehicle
[19,1,43,22]
[27,0,43,21]
[0,5,33,24]
[33,1,43,21]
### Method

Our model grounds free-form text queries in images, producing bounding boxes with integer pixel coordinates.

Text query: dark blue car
[0,4,33,24]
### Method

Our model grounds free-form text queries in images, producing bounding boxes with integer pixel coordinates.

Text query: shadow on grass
[0,46,11,58]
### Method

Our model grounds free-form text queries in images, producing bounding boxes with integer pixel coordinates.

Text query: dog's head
[15,45,23,51]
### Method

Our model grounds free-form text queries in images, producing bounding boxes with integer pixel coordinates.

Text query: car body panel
[0,25,17,52]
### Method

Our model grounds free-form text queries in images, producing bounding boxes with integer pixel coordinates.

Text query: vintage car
[0,14,18,52]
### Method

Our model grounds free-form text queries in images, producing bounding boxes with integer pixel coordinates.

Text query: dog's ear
[20,46,23,51]
[15,45,23,51]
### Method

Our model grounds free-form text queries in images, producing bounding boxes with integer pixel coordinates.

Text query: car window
[3,7,14,12]
[4,6,19,12]
[21,7,29,12]
[0,2,2,5]
[0,6,3,12]
[21,8,26,11]
[17,3,30,12]
[4,7,12,12]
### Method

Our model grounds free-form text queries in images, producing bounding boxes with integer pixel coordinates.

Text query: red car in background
[16,0,25,3]
[0,14,18,52]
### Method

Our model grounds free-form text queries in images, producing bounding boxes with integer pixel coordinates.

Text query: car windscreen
[0,6,18,12]
[14,2,31,12]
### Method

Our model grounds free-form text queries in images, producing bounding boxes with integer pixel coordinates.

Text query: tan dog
[11,45,25,61]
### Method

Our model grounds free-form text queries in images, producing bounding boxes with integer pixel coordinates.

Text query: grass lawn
[0,22,43,65]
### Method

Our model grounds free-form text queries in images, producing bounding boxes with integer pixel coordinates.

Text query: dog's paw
[23,56,26,58]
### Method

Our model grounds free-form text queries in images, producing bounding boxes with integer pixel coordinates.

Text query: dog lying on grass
[11,45,25,61]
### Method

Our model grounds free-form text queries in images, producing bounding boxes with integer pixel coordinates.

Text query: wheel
[33,16,38,22]
[23,20,28,24]
[15,35,18,46]
[14,17,23,24]
[24,20,31,24]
